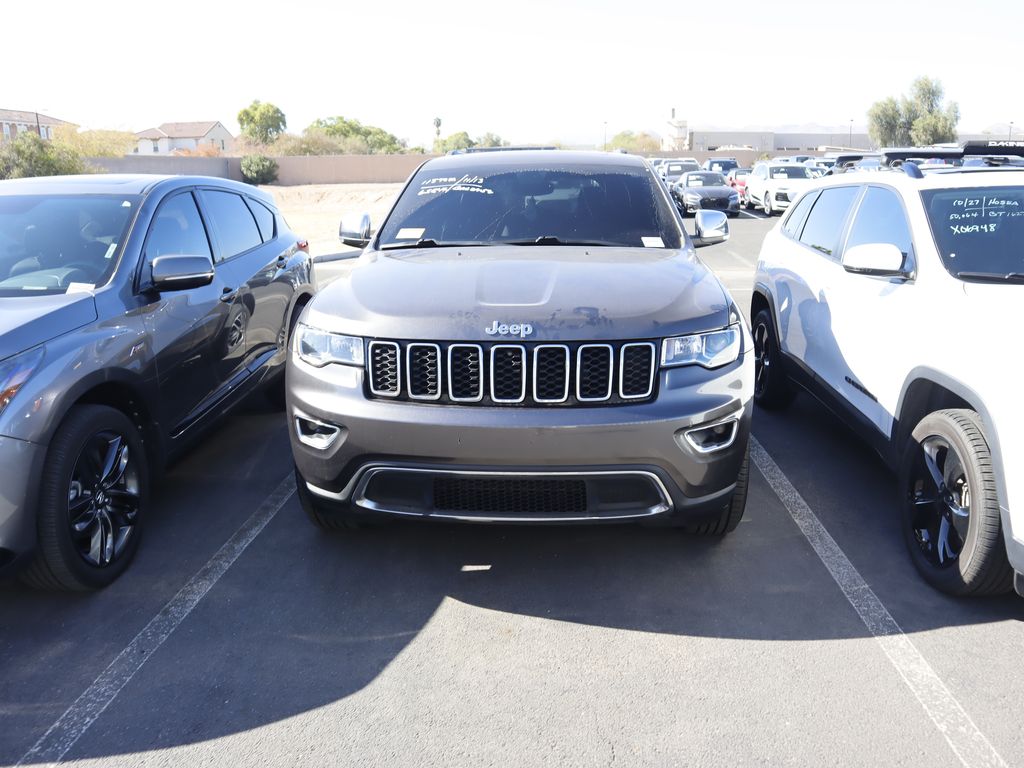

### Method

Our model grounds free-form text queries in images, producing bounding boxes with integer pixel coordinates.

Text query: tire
[685,443,749,535]
[751,308,794,410]
[21,405,149,591]
[295,467,362,531]
[265,299,308,410]
[763,192,774,216]
[742,190,753,210]
[898,409,1013,596]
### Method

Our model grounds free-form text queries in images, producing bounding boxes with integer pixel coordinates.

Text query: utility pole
[35,111,41,138]
[1010,121,1015,140]
[603,122,607,150]
[849,119,853,148]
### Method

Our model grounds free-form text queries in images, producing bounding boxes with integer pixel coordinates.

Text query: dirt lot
[262,183,403,258]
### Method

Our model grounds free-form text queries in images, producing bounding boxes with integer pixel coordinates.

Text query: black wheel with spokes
[751,308,794,410]
[899,409,1012,596]
[21,405,149,591]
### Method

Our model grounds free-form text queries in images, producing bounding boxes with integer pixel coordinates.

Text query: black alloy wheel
[22,405,149,590]
[899,409,1013,595]
[751,309,793,409]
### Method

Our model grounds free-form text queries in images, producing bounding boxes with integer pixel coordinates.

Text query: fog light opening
[295,414,341,450]
[684,418,738,454]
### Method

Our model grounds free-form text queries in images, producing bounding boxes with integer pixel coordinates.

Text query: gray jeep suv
[0,175,313,589]
[288,151,752,531]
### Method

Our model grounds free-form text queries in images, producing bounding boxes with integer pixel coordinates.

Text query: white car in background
[751,145,1024,596]
[743,162,817,215]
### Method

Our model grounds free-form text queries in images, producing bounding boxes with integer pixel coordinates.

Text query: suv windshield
[922,186,1024,279]
[769,166,812,179]
[377,162,682,249]
[0,195,139,297]
[686,173,727,187]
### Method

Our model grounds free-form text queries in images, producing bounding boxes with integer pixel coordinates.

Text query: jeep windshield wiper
[499,236,624,247]
[380,239,494,251]
[954,270,1024,283]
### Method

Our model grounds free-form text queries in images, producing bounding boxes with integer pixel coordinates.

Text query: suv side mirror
[842,243,909,278]
[339,214,372,248]
[692,210,729,248]
[150,255,215,291]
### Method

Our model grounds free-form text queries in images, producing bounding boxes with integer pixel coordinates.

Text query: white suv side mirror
[842,243,909,278]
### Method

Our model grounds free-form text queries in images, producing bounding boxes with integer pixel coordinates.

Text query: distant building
[134,121,234,155]
[688,130,876,152]
[0,109,75,142]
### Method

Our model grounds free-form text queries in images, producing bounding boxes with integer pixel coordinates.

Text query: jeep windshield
[922,186,1024,281]
[376,162,683,250]
[0,195,139,297]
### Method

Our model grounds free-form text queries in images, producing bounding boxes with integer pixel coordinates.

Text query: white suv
[744,162,817,216]
[751,155,1024,596]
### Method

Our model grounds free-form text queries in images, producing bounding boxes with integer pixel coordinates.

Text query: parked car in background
[743,162,817,215]
[702,158,739,175]
[661,160,701,184]
[751,143,1024,597]
[726,168,751,198]
[0,175,314,589]
[672,171,741,217]
[289,150,753,538]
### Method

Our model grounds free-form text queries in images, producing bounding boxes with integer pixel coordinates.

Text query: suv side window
[145,192,212,261]
[782,190,819,239]
[200,190,262,260]
[844,186,913,260]
[246,198,276,242]
[798,186,860,257]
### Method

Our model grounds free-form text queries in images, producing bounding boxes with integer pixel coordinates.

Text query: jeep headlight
[661,325,741,369]
[294,323,364,368]
[0,347,45,416]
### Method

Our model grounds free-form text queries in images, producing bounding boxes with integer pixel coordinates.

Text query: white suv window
[798,186,860,257]
[845,186,913,261]
[782,191,819,239]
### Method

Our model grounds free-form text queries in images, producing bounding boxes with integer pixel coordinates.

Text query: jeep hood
[305,246,735,341]
[0,293,98,362]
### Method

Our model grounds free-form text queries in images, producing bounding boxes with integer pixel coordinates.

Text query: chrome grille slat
[407,343,441,400]
[532,344,570,403]
[368,341,400,396]
[619,342,656,399]
[490,345,527,403]
[576,344,614,402]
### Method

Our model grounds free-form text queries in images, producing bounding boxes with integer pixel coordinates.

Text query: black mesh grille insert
[577,345,612,400]
[448,345,483,400]
[491,346,525,401]
[433,477,587,514]
[369,342,399,394]
[534,346,569,401]
[621,344,655,398]
[408,345,440,398]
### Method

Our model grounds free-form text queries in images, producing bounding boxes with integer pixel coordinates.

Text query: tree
[606,130,660,154]
[240,155,278,185]
[53,125,136,157]
[308,116,405,154]
[475,132,508,148]
[433,131,475,154]
[867,77,960,147]
[237,100,287,145]
[0,132,86,179]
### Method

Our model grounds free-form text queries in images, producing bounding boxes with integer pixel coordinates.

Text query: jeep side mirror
[339,213,372,248]
[692,210,729,248]
[842,243,909,278]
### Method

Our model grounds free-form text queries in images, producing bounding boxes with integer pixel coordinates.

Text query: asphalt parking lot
[2,212,1022,768]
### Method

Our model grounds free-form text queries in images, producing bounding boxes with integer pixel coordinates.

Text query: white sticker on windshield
[396,227,426,240]
[66,282,95,294]
[642,236,665,248]
[417,175,494,196]
[104,243,117,259]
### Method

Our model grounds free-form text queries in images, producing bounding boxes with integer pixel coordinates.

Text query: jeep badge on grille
[485,321,533,338]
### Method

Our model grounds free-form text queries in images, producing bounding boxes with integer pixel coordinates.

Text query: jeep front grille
[366,340,657,406]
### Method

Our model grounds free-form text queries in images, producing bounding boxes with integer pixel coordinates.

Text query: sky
[6,0,1022,147]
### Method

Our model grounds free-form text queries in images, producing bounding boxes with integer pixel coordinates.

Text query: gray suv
[0,175,313,589]
[288,151,752,531]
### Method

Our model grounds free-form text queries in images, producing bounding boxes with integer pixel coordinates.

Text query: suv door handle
[220,287,237,302]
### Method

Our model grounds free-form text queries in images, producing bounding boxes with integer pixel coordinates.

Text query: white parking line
[750,437,1007,768]
[739,210,766,220]
[17,475,296,766]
